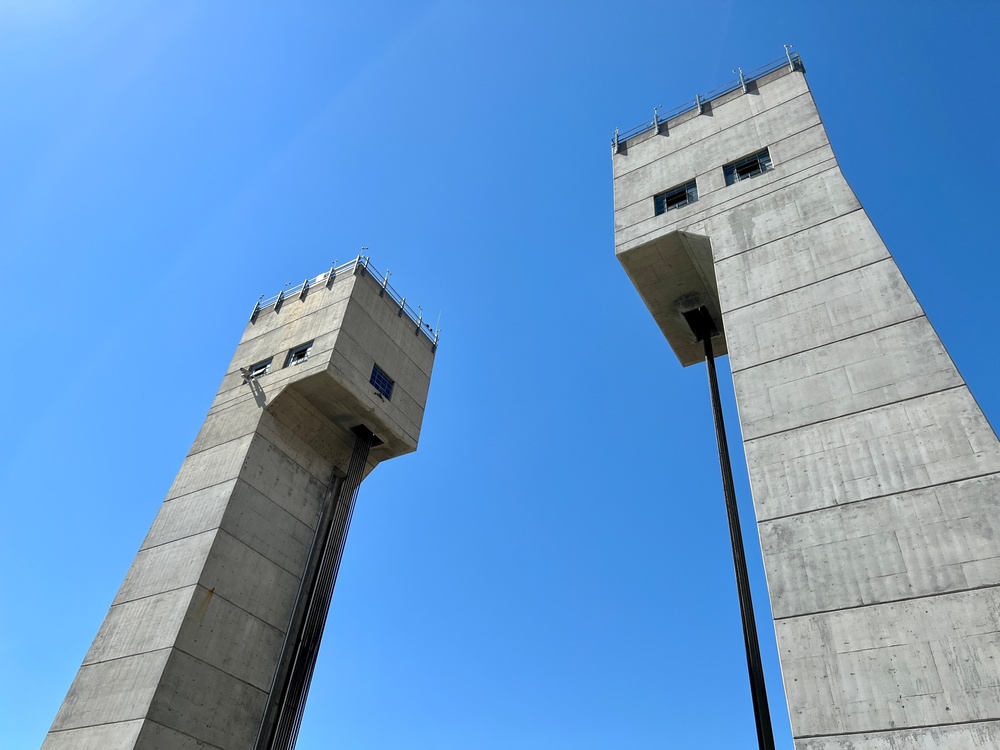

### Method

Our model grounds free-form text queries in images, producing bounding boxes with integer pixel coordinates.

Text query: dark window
[654,180,698,216]
[246,358,272,380]
[370,364,394,400]
[724,148,773,185]
[285,341,313,367]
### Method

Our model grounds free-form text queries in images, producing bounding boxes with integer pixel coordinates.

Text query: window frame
[247,357,272,380]
[369,364,395,401]
[285,341,314,368]
[654,180,699,216]
[723,148,773,185]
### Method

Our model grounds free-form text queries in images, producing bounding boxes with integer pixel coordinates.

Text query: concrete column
[44,264,436,750]
[616,62,1000,748]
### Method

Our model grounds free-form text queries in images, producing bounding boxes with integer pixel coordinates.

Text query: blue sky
[2,2,999,748]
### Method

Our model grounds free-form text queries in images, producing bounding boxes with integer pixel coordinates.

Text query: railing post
[252,259,439,346]
[736,67,747,94]
[784,44,795,71]
[695,93,703,115]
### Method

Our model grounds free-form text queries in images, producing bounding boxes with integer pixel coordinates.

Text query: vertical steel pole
[698,310,776,750]
[255,426,379,750]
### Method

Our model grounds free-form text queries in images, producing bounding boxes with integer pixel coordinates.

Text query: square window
[285,341,313,367]
[654,180,698,216]
[246,357,272,381]
[370,364,394,401]
[724,148,773,185]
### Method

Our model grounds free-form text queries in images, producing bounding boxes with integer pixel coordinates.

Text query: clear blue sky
[2,2,999,748]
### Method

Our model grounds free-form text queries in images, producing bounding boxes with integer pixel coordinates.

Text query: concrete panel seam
[743,383,968,444]
[672,160,840,233]
[614,121,830,215]
[137,527,216,557]
[236,295,351,349]
[43,723,145,738]
[193,408,260,444]
[615,148,837,233]
[140,486,316,575]
[793,716,1000,740]
[44,721,162,739]
[183,431,257,464]
[721,256,897,317]
[171,641,280,694]
[244,429,337,489]
[757,470,1000,523]
[205,391,261,417]
[689,139,833,204]
[332,326,426,423]
[730,312,929,374]
[216,343,339,403]
[205,527,315,621]
[339,301,437,390]
[109,583,206,610]
[77,644,177,669]
[332,334,424,426]
[212,520,319,581]
[615,66,807,156]
[715,207,868,270]
[773,579,1000,622]
[615,162,843,253]
[147,480,238,519]
[182,582,286,636]
[612,88,815,181]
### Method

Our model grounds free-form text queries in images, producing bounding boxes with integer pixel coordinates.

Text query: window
[654,180,698,215]
[370,364,394,401]
[724,148,773,185]
[285,341,313,367]
[246,357,272,380]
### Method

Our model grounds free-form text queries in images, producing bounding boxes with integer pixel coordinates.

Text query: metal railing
[613,46,802,149]
[251,255,440,345]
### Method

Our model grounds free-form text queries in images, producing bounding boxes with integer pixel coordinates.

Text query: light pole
[683,306,776,750]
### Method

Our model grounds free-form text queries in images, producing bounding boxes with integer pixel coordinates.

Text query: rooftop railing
[251,255,440,345]
[613,46,803,149]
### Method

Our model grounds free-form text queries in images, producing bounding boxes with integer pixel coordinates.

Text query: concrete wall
[44,265,436,750]
[615,66,1000,748]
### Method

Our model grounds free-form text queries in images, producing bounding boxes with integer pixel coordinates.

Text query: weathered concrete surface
[44,265,436,750]
[615,64,1000,748]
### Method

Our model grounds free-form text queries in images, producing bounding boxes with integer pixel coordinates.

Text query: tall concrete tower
[615,54,1000,749]
[44,258,436,750]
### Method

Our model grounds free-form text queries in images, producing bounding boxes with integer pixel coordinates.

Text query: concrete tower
[43,258,436,750]
[615,55,1000,748]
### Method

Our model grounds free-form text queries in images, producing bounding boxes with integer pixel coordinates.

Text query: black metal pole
[255,426,379,750]
[695,308,776,750]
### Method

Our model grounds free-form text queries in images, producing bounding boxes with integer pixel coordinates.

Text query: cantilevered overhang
[617,231,727,367]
